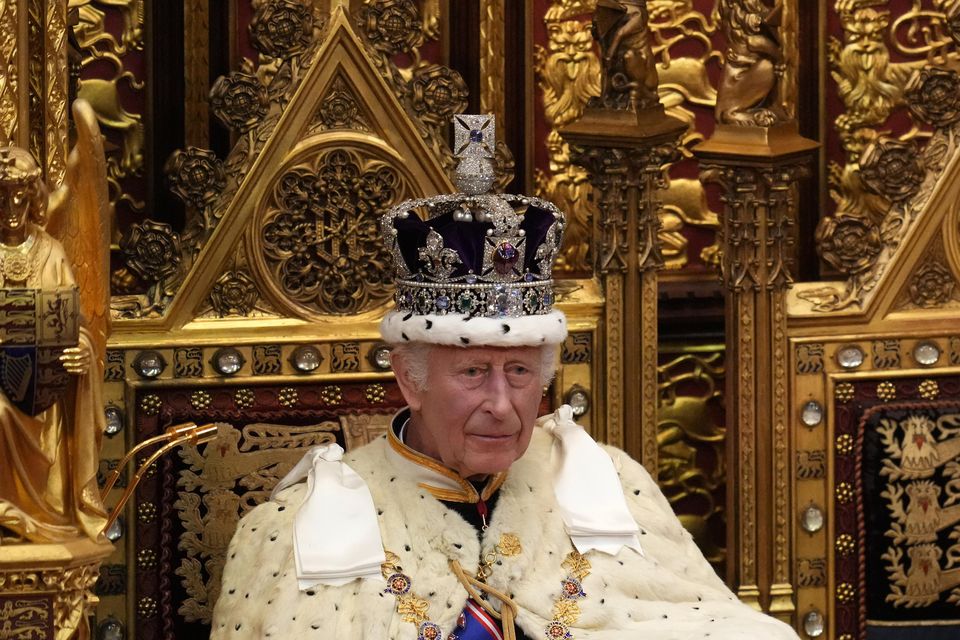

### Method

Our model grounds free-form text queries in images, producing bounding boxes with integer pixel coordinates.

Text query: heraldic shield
[0,287,80,416]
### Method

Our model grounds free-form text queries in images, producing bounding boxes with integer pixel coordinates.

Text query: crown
[0,148,42,186]
[380,115,568,347]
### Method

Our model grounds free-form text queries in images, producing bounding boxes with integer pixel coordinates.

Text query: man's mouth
[467,433,515,441]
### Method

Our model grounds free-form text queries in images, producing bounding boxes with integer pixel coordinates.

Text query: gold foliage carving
[72,0,143,54]
[175,421,341,623]
[806,2,960,312]
[657,348,726,568]
[0,0,18,145]
[72,0,147,229]
[805,114,960,311]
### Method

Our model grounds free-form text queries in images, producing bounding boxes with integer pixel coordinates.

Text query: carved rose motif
[905,67,960,128]
[209,270,259,317]
[210,72,269,132]
[249,0,314,59]
[360,0,422,55]
[410,64,468,128]
[122,220,182,283]
[816,213,882,276]
[909,261,955,308]
[947,5,960,47]
[318,79,361,129]
[165,147,226,210]
[858,138,924,203]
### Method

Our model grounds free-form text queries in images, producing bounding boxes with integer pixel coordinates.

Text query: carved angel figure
[0,100,112,544]
[715,0,788,126]
[592,0,661,112]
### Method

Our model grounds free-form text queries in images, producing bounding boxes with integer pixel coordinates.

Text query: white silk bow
[271,443,386,589]
[540,405,643,556]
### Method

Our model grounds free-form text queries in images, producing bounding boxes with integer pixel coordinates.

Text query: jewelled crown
[380,115,568,347]
[0,148,42,185]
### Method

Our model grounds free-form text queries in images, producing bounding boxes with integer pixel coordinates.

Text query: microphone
[101,423,221,537]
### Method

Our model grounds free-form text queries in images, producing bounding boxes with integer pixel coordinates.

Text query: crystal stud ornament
[800,401,824,427]
[836,344,864,370]
[565,385,590,417]
[98,617,125,640]
[133,351,166,378]
[104,406,124,437]
[212,347,245,376]
[801,503,824,533]
[105,517,123,542]
[290,345,323,373]
[369,344,392,371]
[913,340,941,366]
[802,610,825,638]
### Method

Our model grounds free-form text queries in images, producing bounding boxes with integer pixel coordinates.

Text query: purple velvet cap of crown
[391,204,558,281]
[381,192,565,331]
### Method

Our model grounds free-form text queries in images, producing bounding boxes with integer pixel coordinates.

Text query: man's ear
[390,351,423,412]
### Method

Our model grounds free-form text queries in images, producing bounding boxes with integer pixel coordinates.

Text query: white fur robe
[211,427,799,639]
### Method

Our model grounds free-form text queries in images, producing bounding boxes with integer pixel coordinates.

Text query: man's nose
[482,370,512,417]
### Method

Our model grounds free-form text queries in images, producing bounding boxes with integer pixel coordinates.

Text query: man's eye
[464,367,483,377]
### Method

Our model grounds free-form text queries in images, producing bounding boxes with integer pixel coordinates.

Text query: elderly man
[212,123,799,640]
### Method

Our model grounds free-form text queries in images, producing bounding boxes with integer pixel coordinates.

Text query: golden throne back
[787,83,960,638]
[92,7,598,639]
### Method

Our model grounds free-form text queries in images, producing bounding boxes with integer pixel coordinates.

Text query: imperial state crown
[380,115,568,347]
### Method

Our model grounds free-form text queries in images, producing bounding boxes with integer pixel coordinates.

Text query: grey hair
[390,342,558,392]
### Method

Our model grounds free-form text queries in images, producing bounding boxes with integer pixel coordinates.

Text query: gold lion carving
[715,0,787,126]
[592,0,661,112]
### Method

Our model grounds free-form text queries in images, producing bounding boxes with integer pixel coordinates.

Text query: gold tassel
[449,559,519,640]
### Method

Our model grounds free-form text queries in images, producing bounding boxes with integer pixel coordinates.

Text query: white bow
[540,405,643,556]
[272,444,386,589]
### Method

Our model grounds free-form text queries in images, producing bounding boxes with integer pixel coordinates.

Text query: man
[211,119,799,639]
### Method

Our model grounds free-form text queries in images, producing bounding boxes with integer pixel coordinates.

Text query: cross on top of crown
[454,115,495,160]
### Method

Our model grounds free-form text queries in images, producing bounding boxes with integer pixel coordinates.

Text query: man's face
[395,345,544,479]
[0,183,32,233]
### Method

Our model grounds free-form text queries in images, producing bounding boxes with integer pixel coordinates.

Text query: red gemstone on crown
[493,242,519,275]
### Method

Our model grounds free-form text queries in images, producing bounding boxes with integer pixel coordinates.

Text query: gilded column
[0,0,20,145]
[694,0,817,623]
[44,0,68,184]
[22,0,68,184]
[479,0,505,127]
[560,0,683,470]
[184,0,211,148]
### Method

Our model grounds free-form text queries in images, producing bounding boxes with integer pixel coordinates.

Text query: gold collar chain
[475,532,522,582]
